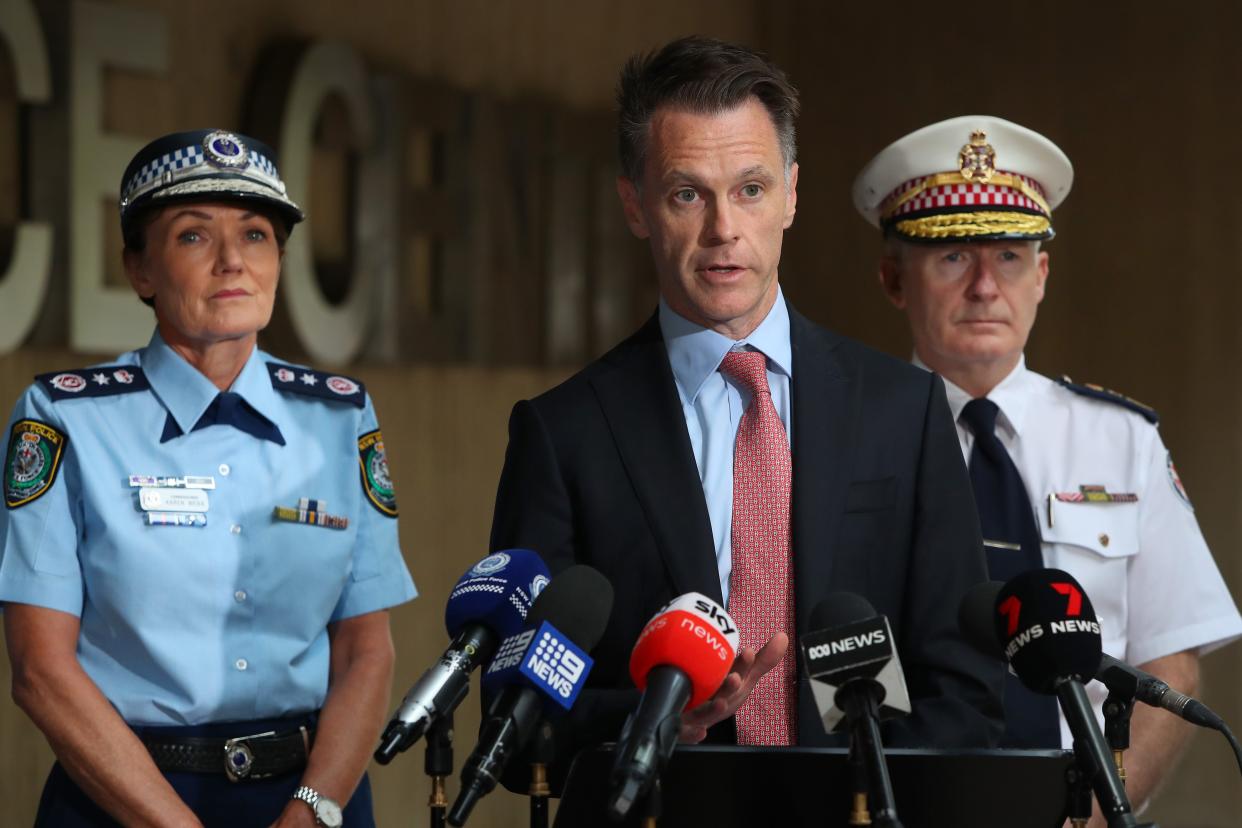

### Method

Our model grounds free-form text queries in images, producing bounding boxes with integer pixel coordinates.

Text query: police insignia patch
[1167,453,1192,510]
[358,430,397,517]
[5,419,68,509]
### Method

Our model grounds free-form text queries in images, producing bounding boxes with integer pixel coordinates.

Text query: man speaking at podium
[490,37,1003,763]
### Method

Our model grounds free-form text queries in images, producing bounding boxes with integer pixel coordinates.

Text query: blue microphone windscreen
[444,549,551,638]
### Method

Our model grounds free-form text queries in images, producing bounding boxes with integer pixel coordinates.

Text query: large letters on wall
[0,0,52,352]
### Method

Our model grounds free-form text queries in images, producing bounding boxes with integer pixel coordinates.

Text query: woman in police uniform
[0,130,416,827]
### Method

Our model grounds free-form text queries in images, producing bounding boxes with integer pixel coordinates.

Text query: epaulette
[34,366,150,401]
[1057,376,1158,424]
[266,362,366,409]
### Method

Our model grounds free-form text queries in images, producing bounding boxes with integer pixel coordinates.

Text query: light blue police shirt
[658,287,793,605]
[0,330,417,726]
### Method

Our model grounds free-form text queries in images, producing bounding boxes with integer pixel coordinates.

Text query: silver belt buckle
[223,730,276,782]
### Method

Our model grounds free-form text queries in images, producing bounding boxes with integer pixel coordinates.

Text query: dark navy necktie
[161,392,285,445]
[960,397,1060,749]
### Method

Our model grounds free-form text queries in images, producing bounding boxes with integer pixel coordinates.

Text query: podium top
[555,744,1074,828]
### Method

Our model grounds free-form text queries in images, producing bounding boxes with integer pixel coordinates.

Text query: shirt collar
[141,329,285,436]
[913,353,1033,436]
[659,286,792,405]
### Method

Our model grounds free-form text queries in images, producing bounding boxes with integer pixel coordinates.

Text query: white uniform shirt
[919,355,1242,747]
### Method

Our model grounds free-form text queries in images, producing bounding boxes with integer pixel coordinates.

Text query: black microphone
[961,581,1228,732]
[448,565,614,826]
[1097,653,1225,730]
[375,550,550,763]
[992,570,1144,828]
[800,593,907,828]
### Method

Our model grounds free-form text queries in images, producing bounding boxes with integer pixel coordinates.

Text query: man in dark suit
[490,37,1003,758]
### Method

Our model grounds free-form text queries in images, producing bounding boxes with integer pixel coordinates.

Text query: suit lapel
[788,308,858,632]
[590,315,723,605]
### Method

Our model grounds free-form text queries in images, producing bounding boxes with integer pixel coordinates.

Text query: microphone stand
[1065,757,1094,828]
[1102,690,1135,786]
[637,776,662,828]
[528,720,554,828]
[847,738,871,826]
[842,693,902,828]
[425,713,454,828]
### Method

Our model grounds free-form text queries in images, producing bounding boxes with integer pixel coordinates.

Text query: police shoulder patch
[34,366,149,401]
[358,429,397,517]
[5,419,69,509]
[267,362,366,409]
[1057,376,1159,424]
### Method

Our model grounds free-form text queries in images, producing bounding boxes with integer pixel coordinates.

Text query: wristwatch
[292,785,343,828]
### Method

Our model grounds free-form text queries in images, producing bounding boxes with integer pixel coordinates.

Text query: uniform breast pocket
[1042,498,1139,651]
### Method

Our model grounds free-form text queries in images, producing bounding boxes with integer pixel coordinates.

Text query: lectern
[554,745,1074,828]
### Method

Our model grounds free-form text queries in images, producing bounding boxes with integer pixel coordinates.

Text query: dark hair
[616,36,800,182]
[124,201,290,309]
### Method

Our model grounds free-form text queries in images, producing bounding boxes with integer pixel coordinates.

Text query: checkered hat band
[122,146,282,204]
[882,171,1048,219]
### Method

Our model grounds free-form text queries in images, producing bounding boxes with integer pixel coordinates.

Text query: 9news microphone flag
[449,565,614,826]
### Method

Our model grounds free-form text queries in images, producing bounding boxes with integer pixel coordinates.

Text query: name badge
[139,487,210,513]
[145,512,207,527]
[129,474,216,490]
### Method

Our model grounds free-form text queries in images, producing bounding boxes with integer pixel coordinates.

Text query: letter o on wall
[279,40,375,365]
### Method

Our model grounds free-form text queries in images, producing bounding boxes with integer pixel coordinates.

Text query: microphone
[375,549,551,764]
[801,593,908,828]
[448,565,614,826]
[992,569,1143,828]
[800,593,911,733]
[1097,653,1226,730]
[961,580,1228,731]
[607,592,740,821]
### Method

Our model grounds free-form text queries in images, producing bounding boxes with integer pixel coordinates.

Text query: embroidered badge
[1057,376,1159,424]
[1053,485,1139,504]
[5,419,68,509]
[1167,453,1192,509]
[35,365,150,401]
[266,362,365,408]
[358,430,397,517]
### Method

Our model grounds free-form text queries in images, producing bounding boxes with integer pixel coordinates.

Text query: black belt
[142,724,314,782]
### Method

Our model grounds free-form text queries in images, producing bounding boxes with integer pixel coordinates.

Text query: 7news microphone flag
[607,592,740,821]
[961,579,1242,779]
[449,565,614,826]
[985,569,1146,828]
[376,549,551,763]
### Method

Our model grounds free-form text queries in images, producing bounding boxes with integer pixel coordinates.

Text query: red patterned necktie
[720,350,797,745]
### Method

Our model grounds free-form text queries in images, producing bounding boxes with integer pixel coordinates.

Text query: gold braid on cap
[894,211,1052,240]
[880,171,1052,221]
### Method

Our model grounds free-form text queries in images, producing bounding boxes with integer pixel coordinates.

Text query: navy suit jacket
[489,304,1004,783]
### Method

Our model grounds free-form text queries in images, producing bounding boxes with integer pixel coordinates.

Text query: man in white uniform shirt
[853,115,1242,819]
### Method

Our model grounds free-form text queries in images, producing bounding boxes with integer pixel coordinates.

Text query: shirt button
[1098,533,1110,548]
[234,590,247,603]
[219,463,231,476]
[230,524,242,535]
[235,658,248,671]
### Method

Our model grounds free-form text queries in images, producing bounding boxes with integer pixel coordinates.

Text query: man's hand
[677,632,790,743]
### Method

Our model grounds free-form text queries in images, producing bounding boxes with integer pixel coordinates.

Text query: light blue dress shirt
[0,330,417,726]
[658,288,793,605]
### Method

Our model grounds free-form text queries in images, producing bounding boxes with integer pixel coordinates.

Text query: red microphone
[609,593,740,819]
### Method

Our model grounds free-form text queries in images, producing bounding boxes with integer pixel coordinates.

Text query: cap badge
[202,130,250,170]
[958,129,997,183]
